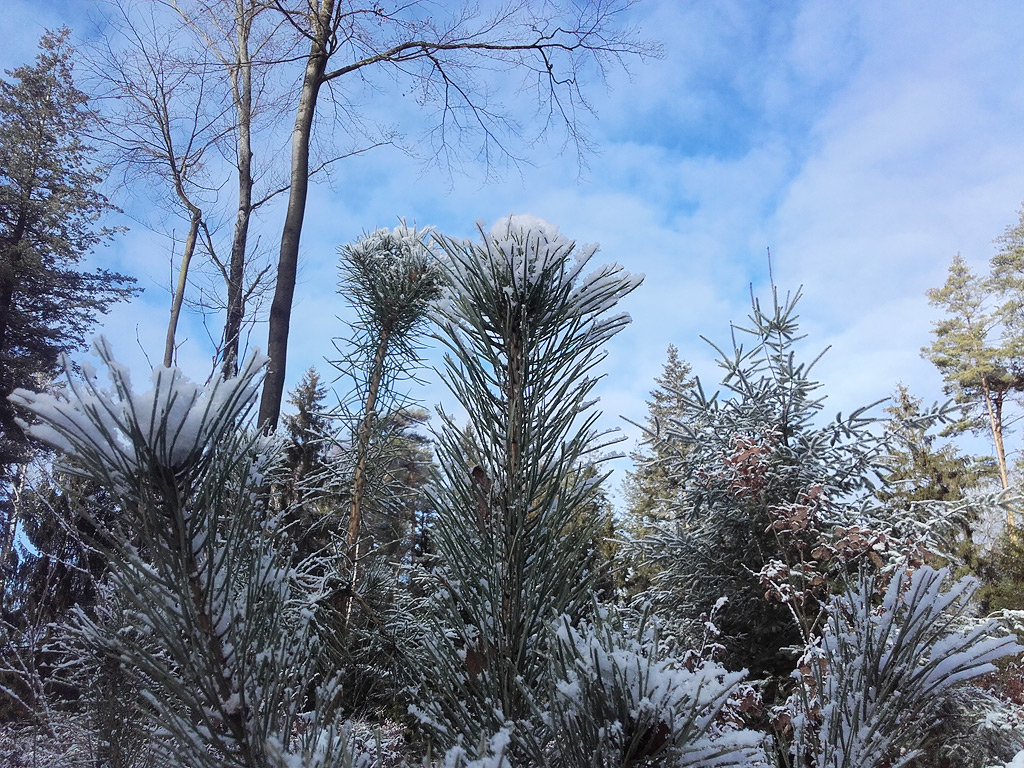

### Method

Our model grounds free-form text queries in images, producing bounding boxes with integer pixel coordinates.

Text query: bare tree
[255,0,656,429]
[91,1,232,367]
[93,0,289,373]
[166,0,294,377]
[91,0,652,411]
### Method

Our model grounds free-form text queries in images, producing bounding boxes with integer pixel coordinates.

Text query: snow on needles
[10,338,268,492]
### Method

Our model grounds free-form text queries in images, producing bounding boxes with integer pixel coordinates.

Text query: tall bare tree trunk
[222,0,254,379]
[164,210,201,368]
[981,377,1014,529]
[258,0,334,429]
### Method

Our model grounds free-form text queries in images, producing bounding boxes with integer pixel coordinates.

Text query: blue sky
[6,1,1024,478]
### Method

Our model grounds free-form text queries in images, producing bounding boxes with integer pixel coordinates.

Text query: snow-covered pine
[527,606,768,767]
[329,222,443,609]
[411,216,642,761]
[789,565,1023,768]
[637,287,975,680]
[11,342,371,768]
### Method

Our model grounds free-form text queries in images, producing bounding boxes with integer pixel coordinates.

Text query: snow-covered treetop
[438,214,644,334]
[10,338,268,493]
[339,220,444,343]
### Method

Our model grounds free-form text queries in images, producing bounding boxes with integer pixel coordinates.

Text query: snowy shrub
[11,341,371,768]
[789,566,1023,768]
[530,609,767,767]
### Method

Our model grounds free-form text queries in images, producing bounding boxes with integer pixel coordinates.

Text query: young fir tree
[878,384,993,507]
[412,215,644,759]
[622,344,696,598]
[280,366,339,557]
[624,344,696,530]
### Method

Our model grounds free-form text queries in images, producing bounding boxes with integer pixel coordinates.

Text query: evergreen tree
[413,215,643,759]
[0,29,137,571]
[331,223,442,619]
[624,344,695,530]
[879,384,994,506]
[923,253,1019,493]
[622,345,696,598]
[788,566,1022,768]
[642,289,961,683]
[11,343,370,768]
[281,367,335,544]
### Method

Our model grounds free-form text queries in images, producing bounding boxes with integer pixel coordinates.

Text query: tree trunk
[163,210,201,368]
[221,0,254,379]
[981,377,1014,529]
[981,377,1009,489]
[342,329,390,622]
[258,0,335,430]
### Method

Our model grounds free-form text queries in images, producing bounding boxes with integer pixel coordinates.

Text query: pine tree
[642,289,960,682]
[622,345,696,598]
[923,253,1020,494]
[0,29,136,463]
[331,223,442,619]
[788,566,1022,768]
[412,215,643,760]
[11,344,370,767]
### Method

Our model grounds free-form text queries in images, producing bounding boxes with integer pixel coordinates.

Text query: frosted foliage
[444,214,643,324]
[10,337,268,491]
[538,613,766,767]
[418,215,644,759]
[344,221,439,302]
[794,567,1023,768]
[10,342,370,768]
[441,728,513,768]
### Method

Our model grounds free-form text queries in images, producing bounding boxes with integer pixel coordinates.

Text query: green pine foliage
[4,209,1023,767]
[923,254,1021,490]
[331,223,443,602]
[10,343,370,767]
[411,215,642,759]
[639,289,966,682]
[787,566,1022,768]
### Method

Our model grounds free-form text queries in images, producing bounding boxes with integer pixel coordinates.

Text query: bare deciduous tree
[91,1,231,367]
[256,0,657,428]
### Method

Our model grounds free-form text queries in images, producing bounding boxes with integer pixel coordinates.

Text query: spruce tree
[641,289,960,682]
[878,384,993,506]
[0,28,137,572]
[622,345,696,598]
[624,344,695,530]
[412,215,642,760]
[280,367,336,551]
